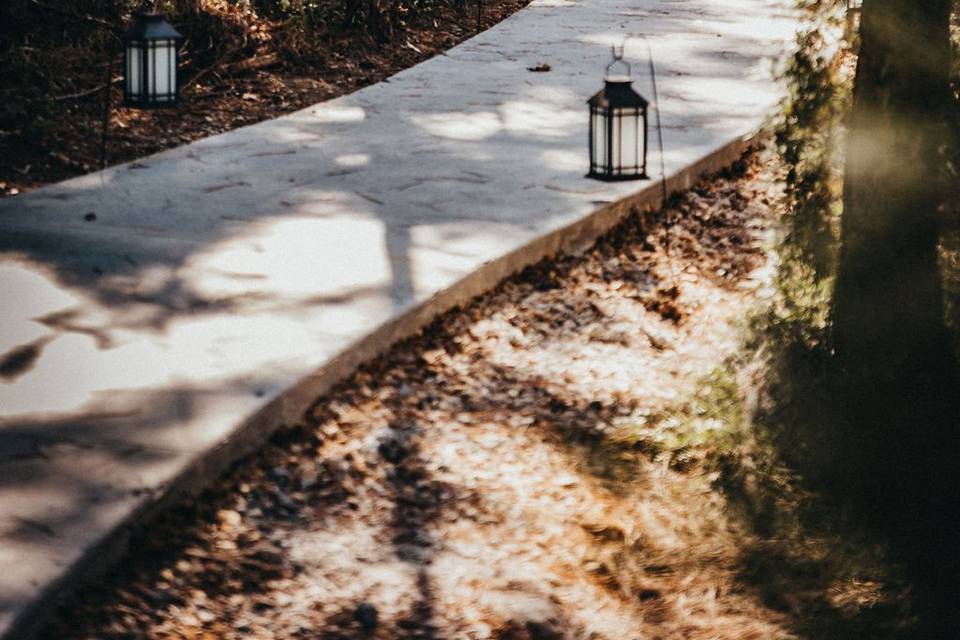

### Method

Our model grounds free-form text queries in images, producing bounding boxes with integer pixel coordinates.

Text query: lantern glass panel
[127,42,144,99]
[591,107,608,173]
[619,108,638,172]
[153,40,173,100]
[611,109,621,172]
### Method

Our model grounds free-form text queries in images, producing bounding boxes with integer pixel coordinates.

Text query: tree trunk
[833,0,959,631]
[836,0,953,380]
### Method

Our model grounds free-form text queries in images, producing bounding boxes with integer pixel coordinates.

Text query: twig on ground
[49,77,122,103]
[182,45,246,90]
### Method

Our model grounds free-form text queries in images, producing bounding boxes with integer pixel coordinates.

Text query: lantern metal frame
[121,12,183,108]
[587,47,651,182]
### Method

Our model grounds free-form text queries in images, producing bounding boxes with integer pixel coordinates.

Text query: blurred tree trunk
[833,0,958,630]
[836,2,953,378]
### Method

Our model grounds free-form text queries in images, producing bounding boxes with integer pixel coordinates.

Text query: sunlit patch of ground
[45,149,912,639]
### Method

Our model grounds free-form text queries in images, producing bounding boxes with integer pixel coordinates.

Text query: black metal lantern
[122,12,183,108]
[587,46,649,181]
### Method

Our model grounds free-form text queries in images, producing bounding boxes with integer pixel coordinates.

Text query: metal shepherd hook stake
[616,34,675,281]
[617,34,667,208]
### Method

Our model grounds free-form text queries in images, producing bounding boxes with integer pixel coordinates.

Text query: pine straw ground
[45,148,911,640]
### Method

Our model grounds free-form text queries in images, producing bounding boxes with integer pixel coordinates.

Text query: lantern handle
[605,44,632,80]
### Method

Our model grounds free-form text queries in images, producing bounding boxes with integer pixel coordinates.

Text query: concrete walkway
[0,0,795,635]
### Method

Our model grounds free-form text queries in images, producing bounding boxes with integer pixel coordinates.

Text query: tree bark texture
[833,0,958,630]
[835,0,953,383]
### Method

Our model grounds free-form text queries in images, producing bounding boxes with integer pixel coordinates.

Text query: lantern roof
[123,12,183,41]
[588,79,648,109]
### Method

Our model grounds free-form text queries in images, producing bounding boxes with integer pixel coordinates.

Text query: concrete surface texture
[0,0,796,635]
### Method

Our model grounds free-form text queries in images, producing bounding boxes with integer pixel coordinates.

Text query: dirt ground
[0,0,530,198]
[38,149,914,639]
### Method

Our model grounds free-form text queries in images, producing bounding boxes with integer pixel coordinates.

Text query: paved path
[0,0,795,635]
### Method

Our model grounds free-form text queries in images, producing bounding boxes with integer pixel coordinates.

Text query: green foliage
[759,15,853,370]
[608,365,748,477]
[774,27,850,279]
[752,19,852,488]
